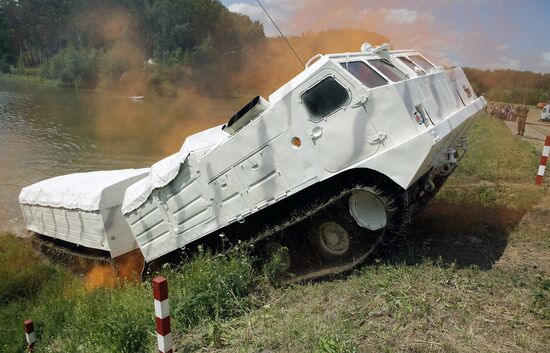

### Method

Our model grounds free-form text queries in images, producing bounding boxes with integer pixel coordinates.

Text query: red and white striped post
[153,277,172,353]
[23,319,36,351]
[535,136,550,186]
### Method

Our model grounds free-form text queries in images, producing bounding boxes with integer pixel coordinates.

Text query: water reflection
[0,78,247,232]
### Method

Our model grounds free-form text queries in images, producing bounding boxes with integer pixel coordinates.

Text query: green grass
[0,234,58,304]
[436,116,543,210]
[0,73,57,86]
[190,260,548,352]
[1,115,548,352]
[0,236,259,353]
[455,115,540,183]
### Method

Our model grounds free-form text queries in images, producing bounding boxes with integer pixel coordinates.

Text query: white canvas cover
[122,125,228,214]
[19,168,149,211]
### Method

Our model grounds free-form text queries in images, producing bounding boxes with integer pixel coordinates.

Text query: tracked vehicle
[20,43,486,280]
[121,43,486,279]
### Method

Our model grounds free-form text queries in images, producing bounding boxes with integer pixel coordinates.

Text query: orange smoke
[72,7,147,94]
[230,29,389,95]
[84,250,145,290]
[72,7,143,49]
[85,264,116,290]
[113,249,145,282]
[91,87,248,156]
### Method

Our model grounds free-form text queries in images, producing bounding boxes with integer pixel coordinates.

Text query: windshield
[409,55,435,71]
[368,59,408,82]
[397,56,425,75]
[340,61,388,88]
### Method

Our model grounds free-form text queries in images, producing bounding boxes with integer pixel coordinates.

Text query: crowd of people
[488,103,530,136]
[489,104,518,121]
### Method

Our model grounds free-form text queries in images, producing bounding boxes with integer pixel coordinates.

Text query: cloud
[489,56,520,70]
[540,52,550,68]
[379,8,434,24]
[224,0,541,71]
[263,0,301,11]
[228,2,264,18]
[419,0,502,4]
[227,2,286,36]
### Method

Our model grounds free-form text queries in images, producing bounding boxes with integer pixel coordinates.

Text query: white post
[153,277,172,353]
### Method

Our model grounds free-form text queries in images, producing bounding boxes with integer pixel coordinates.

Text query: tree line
[464,67,550,105]
[1,0,549,101]
[0,0,264,94]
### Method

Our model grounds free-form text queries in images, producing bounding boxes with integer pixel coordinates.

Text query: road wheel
[316,221,351,256]
[307,194,384,261]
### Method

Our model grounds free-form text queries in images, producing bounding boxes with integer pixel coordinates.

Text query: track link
[31,233,144,281]
[244,184,408,283]
[31,233,112,265]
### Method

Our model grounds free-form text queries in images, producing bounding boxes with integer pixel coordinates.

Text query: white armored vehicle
[21,43,486,280]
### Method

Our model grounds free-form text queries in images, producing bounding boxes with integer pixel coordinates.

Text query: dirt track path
[502,106,550,147]
[495,191,550,276]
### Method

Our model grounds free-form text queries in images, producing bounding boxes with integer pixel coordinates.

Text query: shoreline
[0,72,57,86]
[0,72,256,100]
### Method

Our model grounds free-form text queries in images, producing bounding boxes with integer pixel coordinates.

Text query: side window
[397,56,425,74]
[302,76,350,120]
[368,59,408,82]
[340,61,387,88]
[409,55,435,71]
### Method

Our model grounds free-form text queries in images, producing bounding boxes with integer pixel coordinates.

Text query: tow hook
[459,137,468,150]
[446,148,458,164]
[424,178,436,192]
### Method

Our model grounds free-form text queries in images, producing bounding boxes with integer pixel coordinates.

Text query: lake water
[0,78,247,233]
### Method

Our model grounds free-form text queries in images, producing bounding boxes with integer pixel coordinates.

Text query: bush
[0,55,10,73]
[0,233,56,303]
[146,69,184,97]
[10,67,23,75]
[42,47,100,88]
[0,233,71,352]
[101,43,143,86]
[165,249,256,330]
[54,286,154,353]
[23,67,40,76]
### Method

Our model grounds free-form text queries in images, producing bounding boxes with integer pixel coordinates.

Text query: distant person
[516,104,529,136]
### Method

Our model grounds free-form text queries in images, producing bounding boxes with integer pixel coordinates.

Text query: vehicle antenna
[256,0,305,68]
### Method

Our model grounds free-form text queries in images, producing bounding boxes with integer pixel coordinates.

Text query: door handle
[368,132,387,145]
[310,127,323,140]
[352,95,368,108]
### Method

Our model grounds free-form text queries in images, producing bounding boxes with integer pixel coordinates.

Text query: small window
[397,56,425,75]
[340,61,387,88]
[368,59,408,82]
[409,55,434,71]
[302,76,349,120]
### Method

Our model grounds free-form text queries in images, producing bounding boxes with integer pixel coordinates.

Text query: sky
[221,0,550,73]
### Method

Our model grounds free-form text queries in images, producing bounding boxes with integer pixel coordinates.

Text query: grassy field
[0,115,548,352]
